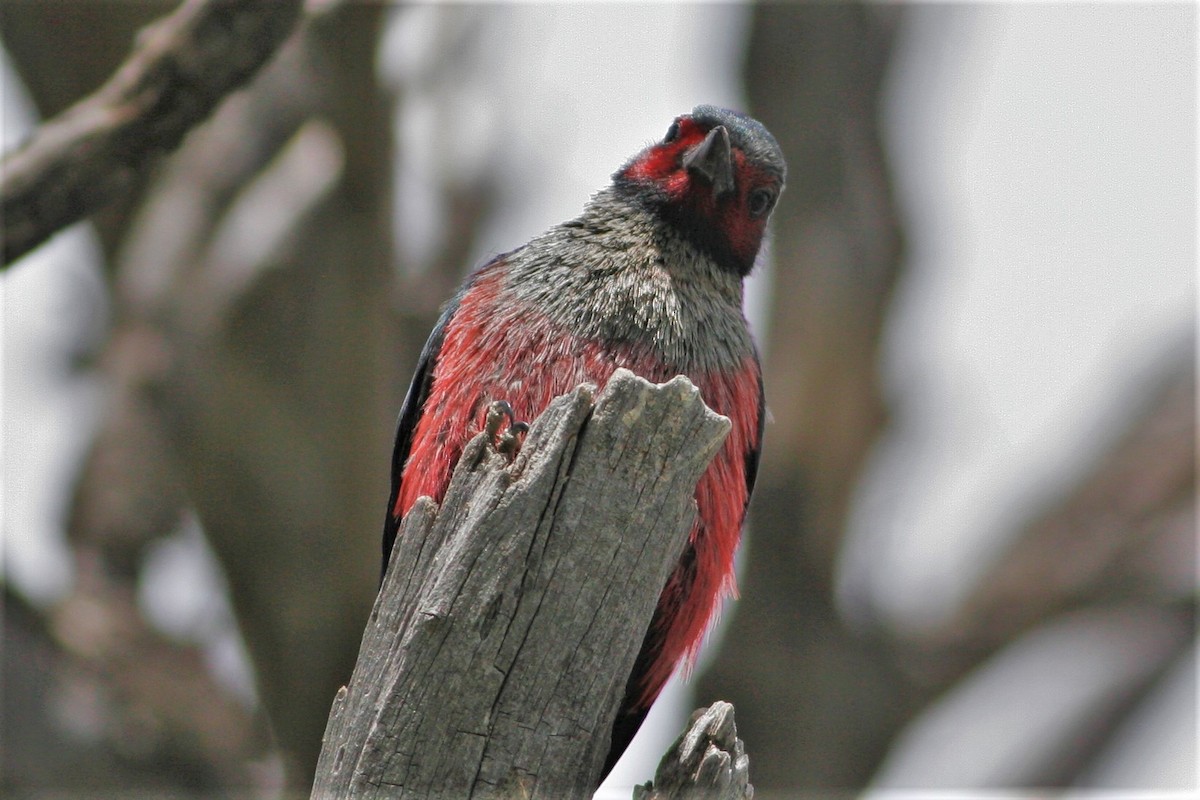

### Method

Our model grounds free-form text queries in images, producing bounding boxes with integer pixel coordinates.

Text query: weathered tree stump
[312,369,732,799]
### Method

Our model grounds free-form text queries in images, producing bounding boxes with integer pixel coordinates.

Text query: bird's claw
[485,400,527,461]
[484,400,515,440]
[497,421,529,458]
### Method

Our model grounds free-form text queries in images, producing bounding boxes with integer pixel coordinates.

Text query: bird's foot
[484,400,529,461]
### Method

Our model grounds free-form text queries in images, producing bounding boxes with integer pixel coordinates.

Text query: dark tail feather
[602,701,652,780]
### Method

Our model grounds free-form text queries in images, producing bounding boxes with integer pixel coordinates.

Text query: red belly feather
[395,267,761,706]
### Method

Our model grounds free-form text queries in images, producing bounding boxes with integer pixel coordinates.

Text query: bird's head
[614,105,786,276]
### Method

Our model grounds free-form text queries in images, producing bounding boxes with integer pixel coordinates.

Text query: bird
[381,104,785,777]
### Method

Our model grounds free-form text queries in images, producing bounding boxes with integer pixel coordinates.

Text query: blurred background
[2,2,1194,797]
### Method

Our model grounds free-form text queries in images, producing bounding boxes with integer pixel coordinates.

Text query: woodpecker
[382,105,785,776]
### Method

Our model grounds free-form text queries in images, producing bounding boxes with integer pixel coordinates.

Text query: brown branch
[1,0,304,266]
[312,371,732,799]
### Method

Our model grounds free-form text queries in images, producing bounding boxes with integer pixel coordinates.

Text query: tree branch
[312,370,732,799]
[1,0,304,266]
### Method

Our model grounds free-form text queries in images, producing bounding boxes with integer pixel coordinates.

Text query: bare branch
[312,370,732,800]
[1,0,304,266]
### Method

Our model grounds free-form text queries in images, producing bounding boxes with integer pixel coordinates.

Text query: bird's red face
[616,109,786,275]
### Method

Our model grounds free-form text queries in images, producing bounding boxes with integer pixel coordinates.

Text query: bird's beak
[683,125,735,198]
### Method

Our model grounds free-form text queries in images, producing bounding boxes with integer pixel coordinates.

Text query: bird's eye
[748,188,776,218]
[663,121,680,144]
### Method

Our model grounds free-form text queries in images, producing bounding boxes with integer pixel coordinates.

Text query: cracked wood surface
[634,701,753,800]
[312,370,730,799]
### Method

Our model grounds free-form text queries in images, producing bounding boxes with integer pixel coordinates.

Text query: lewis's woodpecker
[382,105,786,775]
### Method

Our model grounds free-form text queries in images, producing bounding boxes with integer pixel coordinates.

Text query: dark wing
[744,364,766,508]
[380,294,461,582]
[380,250,523,581]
